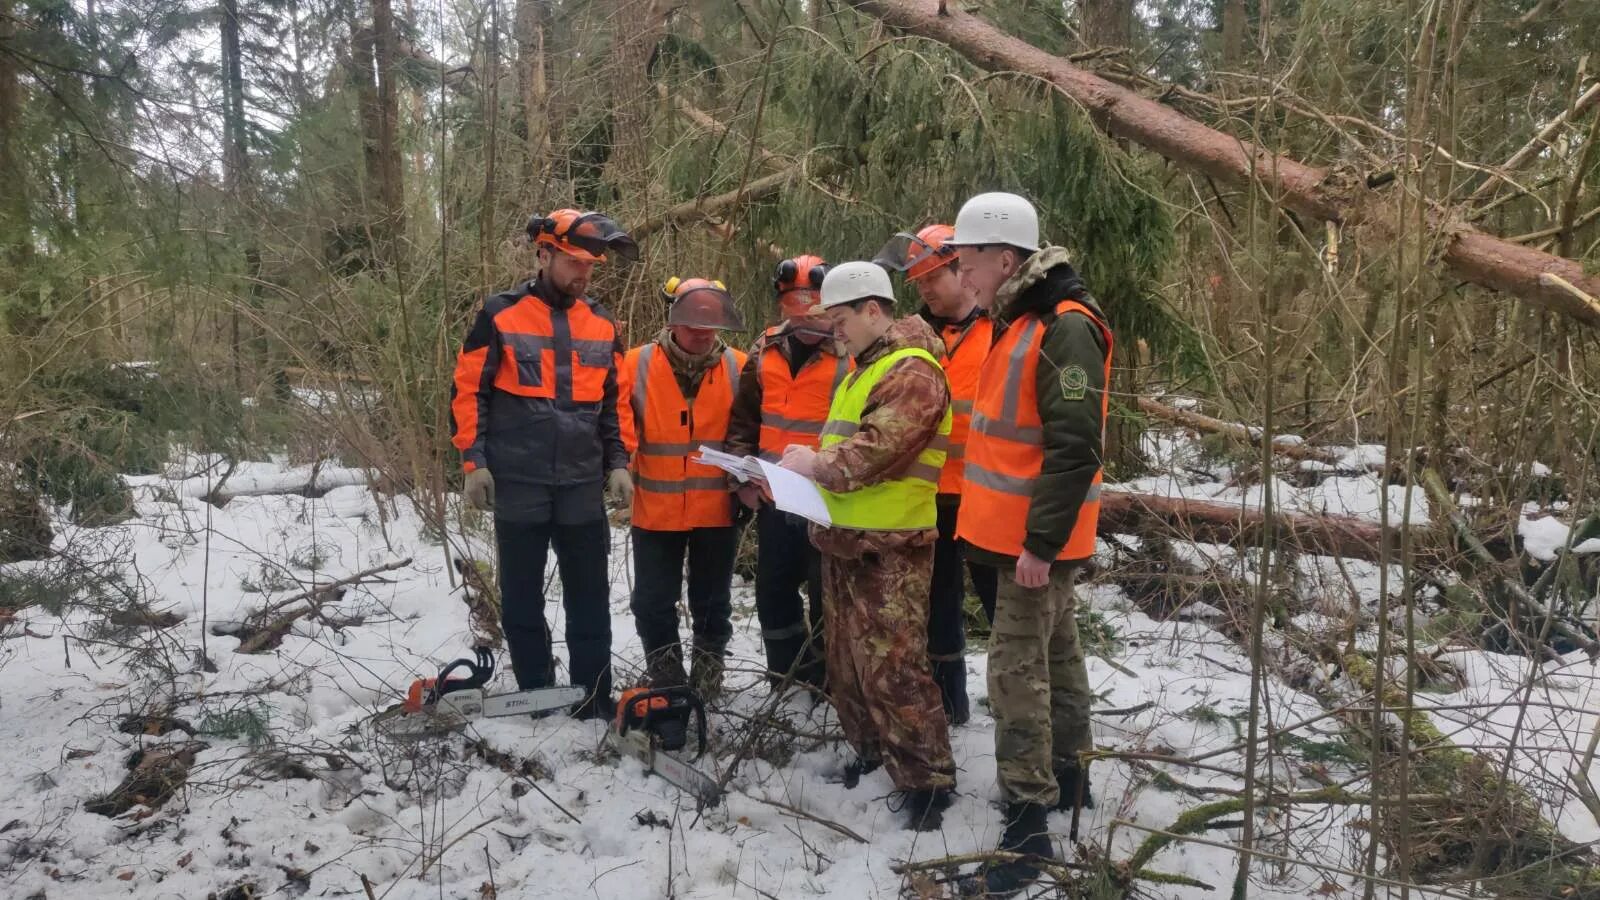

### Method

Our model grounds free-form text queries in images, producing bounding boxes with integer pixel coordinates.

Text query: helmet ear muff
[526,215,552,238]
[808,264,830,289]
[773,259,798,294]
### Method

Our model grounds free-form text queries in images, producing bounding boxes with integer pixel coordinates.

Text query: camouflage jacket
[810,316,950,558]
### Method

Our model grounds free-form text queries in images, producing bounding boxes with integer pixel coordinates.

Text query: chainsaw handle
[616,687,709,758]
[431,647,495,701]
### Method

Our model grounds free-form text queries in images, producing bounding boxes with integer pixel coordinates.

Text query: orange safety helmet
[526,209,639,263]
[660,275,726,305]
[667,278,744,331]
[773,255,830,297]
[873,224,957,282]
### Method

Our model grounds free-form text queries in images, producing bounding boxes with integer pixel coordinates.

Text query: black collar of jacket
[527,274,579,310]
[917,303,986,332]
[1002,261,1096,324]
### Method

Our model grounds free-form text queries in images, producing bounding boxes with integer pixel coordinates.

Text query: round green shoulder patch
[1060,365,1088,400]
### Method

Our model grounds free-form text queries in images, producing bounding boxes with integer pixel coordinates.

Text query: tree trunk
[1077,0,1130,49]
[372,0,406,265]
[853,0,1600,328]
[1099,491,1441,567]
[1220,0,1246,66]
[516,0,551,200]
[481,0,501,291]
[0,0,31,270]
[605,0,666,199]
[221,0,265,390]
[349,26,385,262]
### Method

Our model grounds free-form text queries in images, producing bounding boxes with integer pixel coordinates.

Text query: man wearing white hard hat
[946,192,1111,896]
[778,261,957,831]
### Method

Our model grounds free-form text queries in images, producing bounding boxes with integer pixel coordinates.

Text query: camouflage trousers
[988,562,1093,805]
[822,545,956,791]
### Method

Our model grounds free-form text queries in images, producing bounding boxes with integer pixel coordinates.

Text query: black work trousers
[753,505,825,688]
[929,499,1000,654]
[495,516,613,715]
[630,526,738,658]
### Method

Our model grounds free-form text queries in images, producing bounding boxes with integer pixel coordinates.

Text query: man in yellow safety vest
[778,261,956,830]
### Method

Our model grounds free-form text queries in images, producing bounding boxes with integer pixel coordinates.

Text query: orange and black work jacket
[618,338,748,531]
[725,325,852,462]
[450,276,627,484]
[917,306,995,498]
[958,248,1112,567]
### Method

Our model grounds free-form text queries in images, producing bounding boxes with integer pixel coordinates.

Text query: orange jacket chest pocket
[570,340,614,402]
[498,333,555,397]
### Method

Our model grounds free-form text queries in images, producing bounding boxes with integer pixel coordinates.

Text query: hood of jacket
[995,246,1106,323]
[855,314,946,367]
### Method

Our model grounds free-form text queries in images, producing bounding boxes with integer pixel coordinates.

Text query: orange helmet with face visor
[527,209,639,263]
[666,278,744,331]
[873,224,956,282]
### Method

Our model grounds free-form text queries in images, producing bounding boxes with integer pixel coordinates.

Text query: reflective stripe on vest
[755,326,852,458]
[625,342,745,531]
[957,300,1112,561]
[934,314,994,495]
[491,295,617,403]
[816,347,952,531]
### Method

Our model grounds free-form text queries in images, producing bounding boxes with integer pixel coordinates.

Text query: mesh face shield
[667,284,745,331]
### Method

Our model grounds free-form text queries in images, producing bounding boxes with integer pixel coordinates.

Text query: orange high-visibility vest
[933,313,995,496]
[754,327,852,461]
[957,300,1112,561]
[619,342,747,531]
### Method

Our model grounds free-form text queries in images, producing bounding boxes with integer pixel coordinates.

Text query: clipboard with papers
[694,444,833,526]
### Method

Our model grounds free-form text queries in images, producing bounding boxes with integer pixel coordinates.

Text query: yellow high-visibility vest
[817,347,952,531]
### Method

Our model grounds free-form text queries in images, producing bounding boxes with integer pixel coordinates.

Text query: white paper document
[755,459,832,527]
[694,444,833,526]
[693,445,765,483]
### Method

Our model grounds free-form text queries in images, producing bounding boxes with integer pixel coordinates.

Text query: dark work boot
[902,786,954,832]
[1053,763,1095,811]
[934,659,970,726]
[689,639,726,701]
[644,644,688,688]
[981,801,1054,897]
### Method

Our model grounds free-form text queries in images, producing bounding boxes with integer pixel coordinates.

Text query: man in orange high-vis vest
[450,209,638,722]
[947,193,1111,898]
[724,256,851,693]
[618,279,747,698]
[876,223,997,727]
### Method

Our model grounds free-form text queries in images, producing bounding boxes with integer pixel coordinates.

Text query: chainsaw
[373,647,586,740]
[610,685,724,807]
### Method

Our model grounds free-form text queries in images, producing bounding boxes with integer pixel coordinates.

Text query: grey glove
[464,467,495,512]
[607,468,634,507]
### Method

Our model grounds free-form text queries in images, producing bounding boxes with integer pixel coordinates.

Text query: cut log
[1100,490,1441,567]
[852,0,1600,327]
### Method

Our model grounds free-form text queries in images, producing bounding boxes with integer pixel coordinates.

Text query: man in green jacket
[948,192,1111,897]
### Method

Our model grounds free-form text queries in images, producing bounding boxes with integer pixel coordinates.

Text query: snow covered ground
[2,439,1597,899]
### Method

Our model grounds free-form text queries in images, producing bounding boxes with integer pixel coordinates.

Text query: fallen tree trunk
[1100,490,1442,567]
[852,0,1600,327]
[1420,468,1600,657]
[631,155,844,241]
[1136,397,1341,464]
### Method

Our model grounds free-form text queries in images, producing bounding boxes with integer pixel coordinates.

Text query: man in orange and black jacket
[724,256,851,692]
[876,224,997,727]
[449,208,638,720]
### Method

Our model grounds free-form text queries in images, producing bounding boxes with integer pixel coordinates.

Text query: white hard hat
[812,261,895,312]
[947,192,1039,252]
